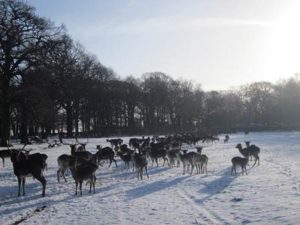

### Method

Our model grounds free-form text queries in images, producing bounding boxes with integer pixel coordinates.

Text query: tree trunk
[0,100,10,146]
[128,105,135,133]
[66,103,73,137]
[20,105,28,144]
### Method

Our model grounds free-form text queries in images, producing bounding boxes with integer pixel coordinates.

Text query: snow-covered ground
[0,131,300,225]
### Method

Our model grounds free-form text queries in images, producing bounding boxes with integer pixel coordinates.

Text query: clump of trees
[1,0,300,145]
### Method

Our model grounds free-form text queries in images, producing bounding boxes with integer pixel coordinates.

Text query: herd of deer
[0,134,261,197]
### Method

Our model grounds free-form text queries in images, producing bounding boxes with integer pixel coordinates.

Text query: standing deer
[10,150,47,197]
[57,154,72,183]
[133,152,149,180]
[69,157,98,196]
[245,141,260,165]
[231,153,249,175]
[95,147,118,168]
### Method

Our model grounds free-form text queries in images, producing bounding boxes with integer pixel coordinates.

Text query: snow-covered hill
[0,132,299,225]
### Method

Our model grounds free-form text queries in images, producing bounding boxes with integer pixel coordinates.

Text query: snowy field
[0,131,300,225]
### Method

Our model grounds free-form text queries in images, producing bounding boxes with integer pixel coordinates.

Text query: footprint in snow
[231,197,243,202]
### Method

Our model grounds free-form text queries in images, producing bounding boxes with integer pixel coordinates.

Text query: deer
[198,154,208,174]
[117,146,135,171]
[190,147,208,174]
[69,157,98,196]
[133,152,149,180]
[231,152,249,175]
[186,151,199,175]
[235,143,248,158]
[95,147,118,168]
[57,154,73,183]
[10,150,47,197]
[149,147,168,167]
[167,148,180,168]
[236,143,260,166]
[106,138,123,151]
[180,149,208,175]
[245,141,260,165]
[224,135,229,143]
[177,150,194,175]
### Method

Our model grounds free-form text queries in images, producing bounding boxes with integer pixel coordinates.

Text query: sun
[261,0,300,81]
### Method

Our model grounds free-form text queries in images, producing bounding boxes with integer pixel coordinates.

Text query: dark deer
[95,147,118,168]
[69,157,98,196]
[133,152,149,180]
[10,150,47,197]
[245,141,260,165]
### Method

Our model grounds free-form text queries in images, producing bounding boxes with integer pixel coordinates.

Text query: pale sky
[27,0,300,90]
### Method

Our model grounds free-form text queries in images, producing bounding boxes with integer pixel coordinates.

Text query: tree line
[1,0,300,146]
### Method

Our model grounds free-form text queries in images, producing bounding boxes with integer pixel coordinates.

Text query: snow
[0,132,300,225]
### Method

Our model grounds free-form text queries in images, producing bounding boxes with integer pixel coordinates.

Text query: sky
[26,0,300,90]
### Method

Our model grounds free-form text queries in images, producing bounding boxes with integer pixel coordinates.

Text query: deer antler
[7,140,11,151]
[21,143,27,150]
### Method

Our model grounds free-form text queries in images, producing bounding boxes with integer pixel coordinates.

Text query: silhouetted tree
[0,0,62,145]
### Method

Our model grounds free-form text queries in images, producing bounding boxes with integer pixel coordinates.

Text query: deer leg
[89,178,92,193]
[57,169,61,183]
[93,175,96,193]
[190,163,194,175]
[114,159,118,168]
[80,181,83,196]
[34,174,46,197]
[253,155,259,166]
[108,159,112,168]
[62,168,67,182]
[145,166,149,179]
[17,177,21,197]
[75,181,78,195]
[22,177,26,196]
[2,157,4,168]
[156,158,159,167]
